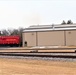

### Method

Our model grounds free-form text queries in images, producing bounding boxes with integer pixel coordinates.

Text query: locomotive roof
[23,24,76,32]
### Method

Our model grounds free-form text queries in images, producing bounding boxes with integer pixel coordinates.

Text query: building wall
[22,32,36,47]
[37,31,64,46]
[66,30,76,46]
[22,30,76,47]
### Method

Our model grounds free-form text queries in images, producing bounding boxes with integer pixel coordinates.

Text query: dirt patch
[0,58,76,75]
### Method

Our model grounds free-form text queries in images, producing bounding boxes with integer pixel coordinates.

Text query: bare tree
[8,28,14,35]
[11,29,19,35]
[18,27,24,46]
[0,31,2,35]
[1,29,9,36]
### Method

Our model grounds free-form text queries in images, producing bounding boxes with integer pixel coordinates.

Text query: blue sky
[0,0,76,29]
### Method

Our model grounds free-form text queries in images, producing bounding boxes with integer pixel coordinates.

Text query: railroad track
[0,46,76,50]
[0,46,76,59]
[0,52,76,58]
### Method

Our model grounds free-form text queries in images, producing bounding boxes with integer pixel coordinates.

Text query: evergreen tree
[61,20,66,25]
[67,20,73,24]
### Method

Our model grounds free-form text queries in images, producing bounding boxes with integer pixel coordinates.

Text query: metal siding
[22,32,36,47]
[66,30,76,46]
[38,31,64,46]
[22,30,76,47]
[22,33,25,47]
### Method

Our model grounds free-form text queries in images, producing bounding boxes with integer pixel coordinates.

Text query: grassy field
[0,58,76,75]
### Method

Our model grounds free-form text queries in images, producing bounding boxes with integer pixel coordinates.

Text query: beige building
[22,24,76,47]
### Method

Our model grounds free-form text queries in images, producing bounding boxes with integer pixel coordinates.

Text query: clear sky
[0,0,76,29]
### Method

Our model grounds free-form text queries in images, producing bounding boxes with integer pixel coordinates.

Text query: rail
[0,46,76,50]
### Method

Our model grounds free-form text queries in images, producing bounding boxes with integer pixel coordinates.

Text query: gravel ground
[0,57,76,75]
[0,55,76,62]
[3,53,76,56]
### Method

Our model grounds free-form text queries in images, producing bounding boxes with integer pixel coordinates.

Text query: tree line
[61,20,73,25]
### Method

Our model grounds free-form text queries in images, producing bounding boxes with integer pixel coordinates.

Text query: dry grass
[0,58,76,75]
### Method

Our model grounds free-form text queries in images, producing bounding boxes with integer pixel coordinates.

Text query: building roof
[23,24,76,32]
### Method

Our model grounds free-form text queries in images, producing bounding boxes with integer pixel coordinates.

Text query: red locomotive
[0,35,20,47]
